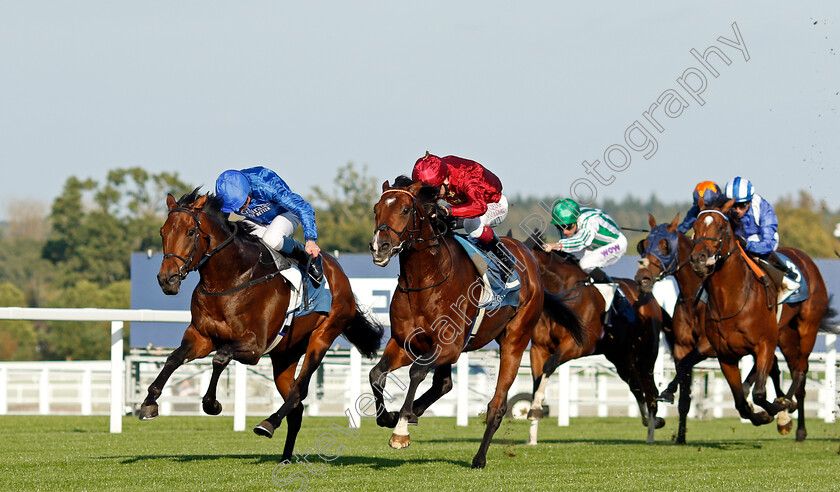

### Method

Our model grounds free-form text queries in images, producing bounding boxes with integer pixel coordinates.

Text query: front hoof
[776,410,793,435]
[774,397,797,413]
[389,433,410,450]
[254,420,275,438]
[138,404,159,420]
[795,429,807,442]
[471,456,486,469]
[655,417,666,429]
[203,399,222,416]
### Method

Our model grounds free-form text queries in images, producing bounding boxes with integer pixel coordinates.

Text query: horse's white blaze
[393,416,409,436]
[704,216,714,226]
[705,257,717,266]
[638,258,650,268]
[385,197,396,206]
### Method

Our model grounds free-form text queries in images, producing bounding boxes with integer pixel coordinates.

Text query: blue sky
[1,1,837,220]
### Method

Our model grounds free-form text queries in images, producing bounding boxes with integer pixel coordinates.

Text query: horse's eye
[401,207,410,215]
[187,229,195,237]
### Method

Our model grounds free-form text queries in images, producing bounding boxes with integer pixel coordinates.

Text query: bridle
[375,188,453,292]
[638,226,686,283]
[692,209,735,269]
[162,207,237,280]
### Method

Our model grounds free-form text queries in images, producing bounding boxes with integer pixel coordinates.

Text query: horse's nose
[635,271,652,291]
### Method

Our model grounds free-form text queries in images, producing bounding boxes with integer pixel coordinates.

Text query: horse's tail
[543,289,586,347]
[819,294,839,333]
[342,306,385,359]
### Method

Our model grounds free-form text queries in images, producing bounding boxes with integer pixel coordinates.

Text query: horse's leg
[749,345,787,418]
[369,338,413,429]
[139,325,213,420]
[660,348,705,403]
[719,359,772,425]
[471,325,531,469]
[255,343,307,458]
[676,367,694,444]
[389,350,440,450]
[525,343,552,446]
[257,323,341,437]
[202,332,262,416]
[411,363,453,418]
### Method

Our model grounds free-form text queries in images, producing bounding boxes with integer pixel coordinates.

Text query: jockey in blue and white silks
[724,177,779,256]
[215,166,323,284]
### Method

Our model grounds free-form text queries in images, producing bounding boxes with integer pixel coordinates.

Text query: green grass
[0,415,838,491]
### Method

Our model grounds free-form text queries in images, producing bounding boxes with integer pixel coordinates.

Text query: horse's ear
[192,193,208,210]
[648,214,656,229]
[721,198,735,214]
[667,214,679,233]
[382,180,391,192]
[698,196,706,210]
[407,182,424,196]
[166,194,177,211]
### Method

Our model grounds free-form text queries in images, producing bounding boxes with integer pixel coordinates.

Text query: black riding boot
[485,234,517,282]
[289,240,323,287]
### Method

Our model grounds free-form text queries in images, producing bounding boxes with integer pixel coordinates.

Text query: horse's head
[635,214,680,293]
[157,188,215,295]
[369,176,446,267]
[689,196,736,278]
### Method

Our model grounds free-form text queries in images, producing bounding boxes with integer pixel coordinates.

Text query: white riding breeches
[246,211,300,250]
[577,233,628,273]
[463,195,509,239]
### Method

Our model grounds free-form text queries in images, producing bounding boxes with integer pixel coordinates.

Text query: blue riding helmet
[724,177,754,203]
[216,170,251,213]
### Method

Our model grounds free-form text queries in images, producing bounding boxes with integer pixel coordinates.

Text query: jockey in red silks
[412,152,515,279]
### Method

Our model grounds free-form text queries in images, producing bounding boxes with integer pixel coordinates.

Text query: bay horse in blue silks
[689,198,831,439]
[368,177,584,469]
[139,189,383,461]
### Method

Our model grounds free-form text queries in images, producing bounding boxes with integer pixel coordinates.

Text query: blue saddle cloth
[294,266,333,317]
[776,252,809,304]
[453,234,521,310]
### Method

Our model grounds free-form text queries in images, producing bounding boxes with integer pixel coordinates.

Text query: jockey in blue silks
[677,181,723,234]
[724,176,798,296]
[215,166,323,285]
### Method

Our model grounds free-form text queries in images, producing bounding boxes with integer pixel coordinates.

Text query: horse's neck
[398,235,459,291]
[198,220,259,284]
[706,241,751,297]
[545,254,587,291]
[674,233,702,292]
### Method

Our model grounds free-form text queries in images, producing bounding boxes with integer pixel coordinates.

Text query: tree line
[1,164,838,360]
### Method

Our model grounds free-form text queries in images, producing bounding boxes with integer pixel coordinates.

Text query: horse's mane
[525,228,578,265]
[391,175,455,234]
[176,187,261,242]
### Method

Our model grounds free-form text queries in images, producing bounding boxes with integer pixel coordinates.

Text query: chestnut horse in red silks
[524,232,664,445]
[368,177,583,469]
[689,199,831,439]
[139,189,383,461]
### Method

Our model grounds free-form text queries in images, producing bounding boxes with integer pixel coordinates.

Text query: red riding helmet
[412,152,448,187]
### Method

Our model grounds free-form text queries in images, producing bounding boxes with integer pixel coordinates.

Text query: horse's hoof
[389,433,410,450]
[527,408,544,420]
[655,417,666,429]
[138,404,158,421]
[751,412,773,426]
[203,400,222,416]
[795,429,807,442]
[657,392,675,404]
[254,420,275,438]
[525,439,538,446]
[408,414,419,425]
[471,456,486,469]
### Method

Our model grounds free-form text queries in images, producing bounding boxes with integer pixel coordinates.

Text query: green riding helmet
[550,198,581,227]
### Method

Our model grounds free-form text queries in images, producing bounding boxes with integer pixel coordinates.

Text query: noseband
[163,207,237,280]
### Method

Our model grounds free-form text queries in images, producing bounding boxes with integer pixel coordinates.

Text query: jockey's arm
[448,184,488,218]
[557,220,596,252]
[677,205,700,234]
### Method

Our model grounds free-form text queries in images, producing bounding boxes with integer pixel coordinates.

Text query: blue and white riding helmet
[724,177,754,203]
[216,170,251,213]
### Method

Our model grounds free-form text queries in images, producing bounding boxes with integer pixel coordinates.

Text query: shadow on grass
[105,453,471,468]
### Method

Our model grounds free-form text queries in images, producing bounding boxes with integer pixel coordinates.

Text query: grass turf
[0,415,838,491]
